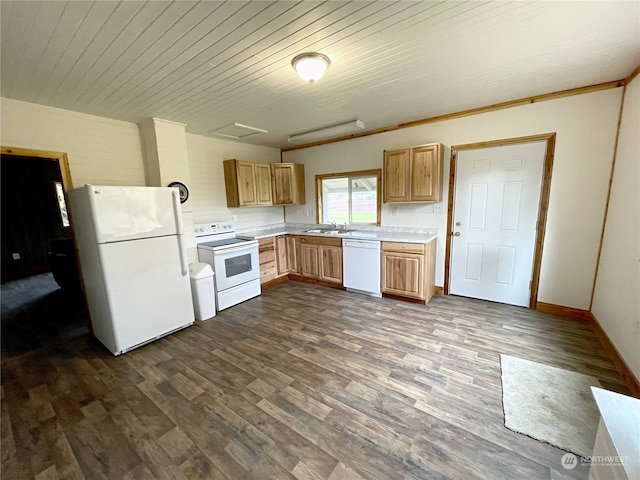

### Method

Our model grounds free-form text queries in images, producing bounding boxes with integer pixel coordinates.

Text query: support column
[139,118,196,262]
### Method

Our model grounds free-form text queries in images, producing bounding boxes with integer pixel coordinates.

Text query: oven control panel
[194,222,234,236]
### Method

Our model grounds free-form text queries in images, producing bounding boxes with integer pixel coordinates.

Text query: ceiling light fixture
[288,119,365,144]
[291,52,330,83]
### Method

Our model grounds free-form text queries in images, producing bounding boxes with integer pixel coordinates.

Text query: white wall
[0,98,284,261]
[283,88,623,309]
[186,133,284,228]
[1,97,146,186]
[592,76,640,381]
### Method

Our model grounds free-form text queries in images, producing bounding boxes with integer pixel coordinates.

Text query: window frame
[53,180,70,228]
[315,169,382,226]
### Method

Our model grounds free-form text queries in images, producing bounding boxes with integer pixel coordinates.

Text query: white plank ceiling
[1,1,639,148]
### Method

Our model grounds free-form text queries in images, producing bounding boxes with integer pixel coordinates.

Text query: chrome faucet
[329,220,337,228]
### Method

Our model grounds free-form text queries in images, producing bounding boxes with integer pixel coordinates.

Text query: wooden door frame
[1,146,73,191]
[443,133,556,309]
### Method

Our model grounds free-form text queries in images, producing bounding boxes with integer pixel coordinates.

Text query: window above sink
[315,169,382,227]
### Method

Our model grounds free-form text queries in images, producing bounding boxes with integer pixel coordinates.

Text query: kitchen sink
[304,228,341,234]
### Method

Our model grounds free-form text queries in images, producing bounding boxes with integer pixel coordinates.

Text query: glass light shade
[292,53,330,83]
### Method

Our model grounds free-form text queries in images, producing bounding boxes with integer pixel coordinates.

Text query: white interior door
[449,141,546,306]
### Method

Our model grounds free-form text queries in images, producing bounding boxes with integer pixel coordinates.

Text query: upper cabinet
[383,143,444,203]
[223,159,305,208]
[223,159,271,207]
[271,163,305,205]
[254,162,273,206]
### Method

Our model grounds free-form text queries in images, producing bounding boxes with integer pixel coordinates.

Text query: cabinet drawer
[259,237,275,251]
[298,235,342,247]
[259,250,276,264]
[260,261,277,282]
[382,241,425,254]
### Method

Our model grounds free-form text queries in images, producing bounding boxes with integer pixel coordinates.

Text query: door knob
[453,232,461,237]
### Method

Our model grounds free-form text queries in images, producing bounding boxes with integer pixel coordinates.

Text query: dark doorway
[1,152,88,356]
[1,154,69,281]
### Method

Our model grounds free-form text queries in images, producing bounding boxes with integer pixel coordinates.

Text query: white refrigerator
[68,185,194,355]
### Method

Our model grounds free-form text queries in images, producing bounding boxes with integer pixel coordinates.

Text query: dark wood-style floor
[1,280,629,479]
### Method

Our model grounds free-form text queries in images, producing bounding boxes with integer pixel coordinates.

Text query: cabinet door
[299,244,320,278]
[276,235,288,275]
[272,163,294,205]
[272,163,305,205]
[381,252,424,299]
[320,246,342,284]
[410,144,442,202]
[254,163,273,206]
[236,161,257,206]
[286,236,298,273]
[383,149,410,202]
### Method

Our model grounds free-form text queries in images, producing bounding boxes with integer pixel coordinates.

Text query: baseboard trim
[382,293,427,305]
[288,274,346,290]
[434,286,444,295]
[536,302,640,397]
[260,275,289,289]
[535,302,592,321]
[589,312,640,398]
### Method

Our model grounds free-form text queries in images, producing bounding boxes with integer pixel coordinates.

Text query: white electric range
[194,222,260,311]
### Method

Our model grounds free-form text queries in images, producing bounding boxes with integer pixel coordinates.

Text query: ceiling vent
[210,122,268,139]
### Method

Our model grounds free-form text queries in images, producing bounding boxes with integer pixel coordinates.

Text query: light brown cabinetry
[320,245,342,284]
[381,240,436,303]
[383,143,443,203]
[254,163,274,206]
[258,237,277,284]
[223,159,273,207]
[272,163,305,205]
[224,160,306,208]
[276,235,297,275]
[297,236,342,285]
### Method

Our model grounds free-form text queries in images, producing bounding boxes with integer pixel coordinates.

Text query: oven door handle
[171,190,189,276]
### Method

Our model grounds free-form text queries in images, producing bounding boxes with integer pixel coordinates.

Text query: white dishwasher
[342,239,381,297]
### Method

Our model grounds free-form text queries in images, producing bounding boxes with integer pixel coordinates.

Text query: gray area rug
[500,354,602,457]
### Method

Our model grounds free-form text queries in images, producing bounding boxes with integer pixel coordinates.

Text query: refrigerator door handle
[171,191,188,276]
[177,234,189,276]
[171,190,184,235]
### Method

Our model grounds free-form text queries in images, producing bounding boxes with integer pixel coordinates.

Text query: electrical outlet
[232,214,237,222]
[433,204,444,213]
[391,207,399,216]
[12,252,20,260]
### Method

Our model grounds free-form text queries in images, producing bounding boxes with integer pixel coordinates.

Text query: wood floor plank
[2,280,632,479]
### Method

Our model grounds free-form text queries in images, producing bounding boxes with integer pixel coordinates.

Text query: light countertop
[591,386,639,479]
[236,224,437,244]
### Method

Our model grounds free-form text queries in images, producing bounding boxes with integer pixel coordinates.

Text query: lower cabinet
[299,243,320,278]
[381,240,436,303]
[297,236,343,285]
[276,235,297,275]
[263,234,435,300]
[258,237,277,284]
